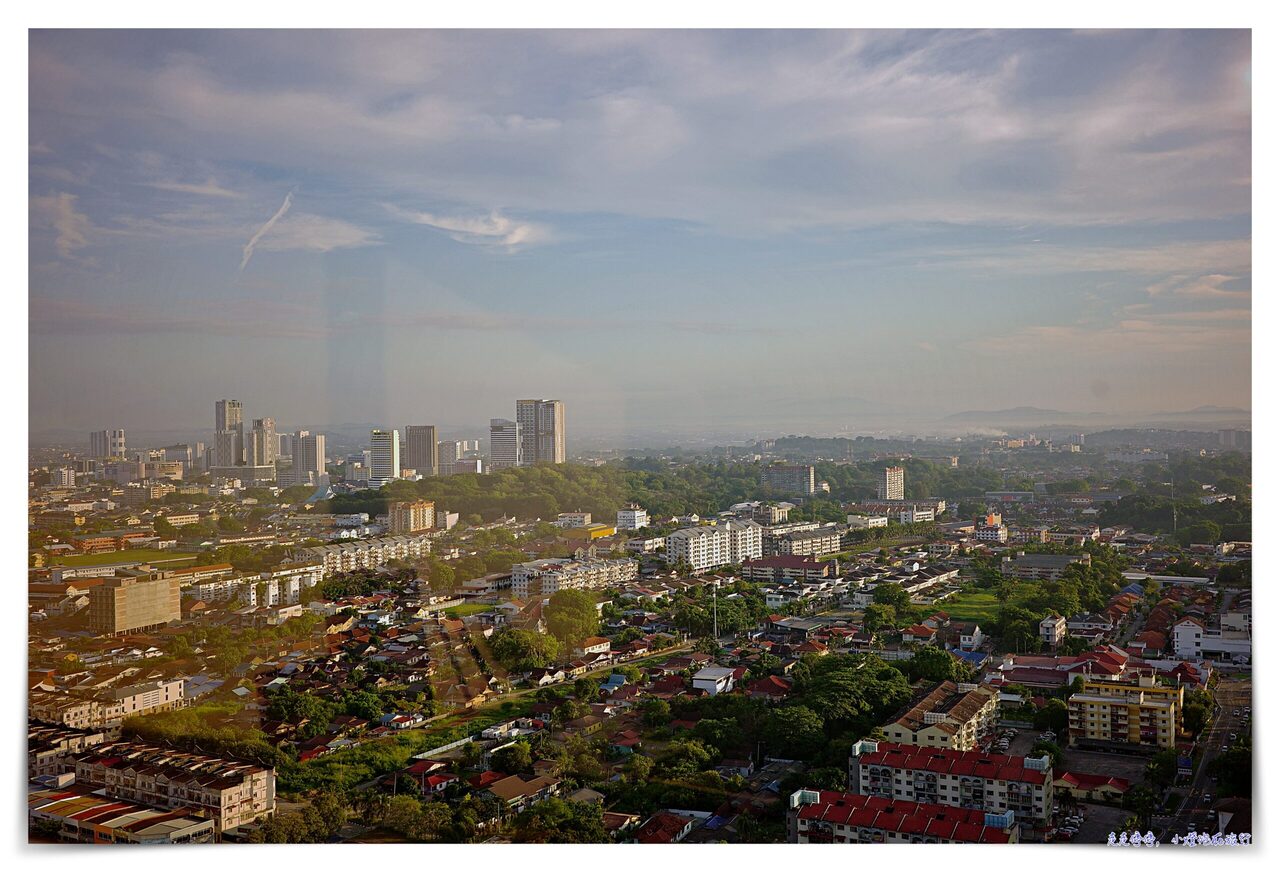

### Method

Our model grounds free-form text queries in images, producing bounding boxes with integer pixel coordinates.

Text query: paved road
[1157,676,1250,840]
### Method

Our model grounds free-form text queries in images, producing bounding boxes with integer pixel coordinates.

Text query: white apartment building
[722,519,764,564]
[301,534,433,576]
[1039,614,1066,647]
[899,506,935,524]
[510,556,639,599]
[553,512,592,528]
[666,526,730,574]
[847,514,889,529]
[878,466,905,501]
[975,524,1009,543]
[617,505,650,530]
[665,520,761,573]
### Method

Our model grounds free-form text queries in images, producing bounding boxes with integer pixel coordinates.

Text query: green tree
[906,646,962,683]
[490,628,561,671]
[490,740,533,775]
[761,705,826,759]
[872,582,911,611]
[544,589,599,648]
[511,798,608,843]
[1033,699,1069,733]
[638,698,671,728]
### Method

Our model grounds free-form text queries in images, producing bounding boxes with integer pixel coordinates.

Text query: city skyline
[30,30,1250,437]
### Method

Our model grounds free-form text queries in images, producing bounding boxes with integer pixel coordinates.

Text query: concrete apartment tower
[878,466,905,501]
[516,399,566,465]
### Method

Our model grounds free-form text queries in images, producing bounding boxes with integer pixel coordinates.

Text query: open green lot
[442,603,493,618]
[936,589,1003,623]
[52,548,200,567]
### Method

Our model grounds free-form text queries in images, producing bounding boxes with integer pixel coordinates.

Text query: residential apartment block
[665,520,763,573]
[510,556,639,599]
[761,463,816,496]
[1001,552,1091,581]
[300,533,433,576]
[87,573,181,636]
[788,789,1018,844]
[616,505,649,530]
[877,466,905,501]
[72,742,276,832]
[1067,674,1184,750]
[388,500,435,534]
[848,741,1053,830]
[882,681,1000,750]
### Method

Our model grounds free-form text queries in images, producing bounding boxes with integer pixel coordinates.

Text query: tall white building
[250,418,278,466]
[665,526,729,574]
[368,429,401,488]
[283,430,326,488]
[878,466,905,501]
[89,429,127,459]
[664,520,762,574]
[516,399,565,465]
[721,519,764,563]
[489,418,521,470]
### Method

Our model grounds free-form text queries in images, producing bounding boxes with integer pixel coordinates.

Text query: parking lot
[1068,803,1131,845]
[982,725,1052,758]
[1059,747,1150,785]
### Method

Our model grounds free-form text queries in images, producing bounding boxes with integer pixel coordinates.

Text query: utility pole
[712,585,718,640]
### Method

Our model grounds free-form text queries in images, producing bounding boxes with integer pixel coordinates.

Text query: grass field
[442,603,493,618]
[52,548,199,567]
[937,589,1003,623]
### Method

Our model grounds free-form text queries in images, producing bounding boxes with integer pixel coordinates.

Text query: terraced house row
[71,742,276,832]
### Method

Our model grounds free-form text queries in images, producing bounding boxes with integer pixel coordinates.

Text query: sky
[29,29,1251,443]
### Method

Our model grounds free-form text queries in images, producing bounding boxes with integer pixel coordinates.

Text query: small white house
[691,666,736,696]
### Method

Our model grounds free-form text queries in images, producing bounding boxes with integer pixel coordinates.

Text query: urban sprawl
[27,404,1252,845]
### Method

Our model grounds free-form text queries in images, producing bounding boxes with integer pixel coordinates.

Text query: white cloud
[146,178,243,198]
[30,192,91,259]
[239,192,293,270]
[385,204,550,250]
[255,212,381,254]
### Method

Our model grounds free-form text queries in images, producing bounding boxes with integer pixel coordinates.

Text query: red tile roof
[794,791,1013,843]
[856,742,1049,786]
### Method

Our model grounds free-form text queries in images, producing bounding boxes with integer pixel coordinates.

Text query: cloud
[30,192,92,260]
[385,205,550,250]
[255,212,381,254]
[240,191,293,270]
[1145,273,1250,299]
[146,178,244,198]
[28,31,1251,235]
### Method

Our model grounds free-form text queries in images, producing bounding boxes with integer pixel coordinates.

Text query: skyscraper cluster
[488,399,565,470]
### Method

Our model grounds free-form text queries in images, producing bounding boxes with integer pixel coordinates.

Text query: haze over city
[30,30,1250,441]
